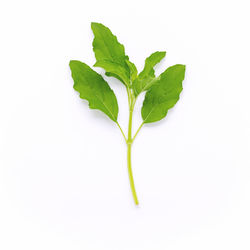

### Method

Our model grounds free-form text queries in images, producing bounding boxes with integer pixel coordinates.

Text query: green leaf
[139,51,166,78]
[69,60,118,122]
[133,51,166,96]
[133,77,158,97]
[141,64,185,123]
[94,60,130,84]
[125,59,138,83]
[105,72,126,85]
[91,22,130,86]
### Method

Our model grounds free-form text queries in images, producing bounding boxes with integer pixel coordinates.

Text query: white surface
[0,0,250,249]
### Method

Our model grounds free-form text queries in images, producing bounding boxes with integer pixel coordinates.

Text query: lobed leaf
[69,60,118,122]
[141,64,185,123]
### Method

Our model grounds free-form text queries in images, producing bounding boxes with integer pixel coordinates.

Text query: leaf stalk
[116,121,127,142]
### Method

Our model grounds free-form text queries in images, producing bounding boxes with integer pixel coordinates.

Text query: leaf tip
[69,60,75,70]
[173,64,186,70]
[90,22,97,28]
[91,22,105,31]
[179,64,186,72]
[69,60,81,69]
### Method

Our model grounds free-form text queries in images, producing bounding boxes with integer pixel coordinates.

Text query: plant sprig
[69,22,186,205]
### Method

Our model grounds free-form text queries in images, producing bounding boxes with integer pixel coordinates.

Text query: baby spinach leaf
[133,51,166,96]
[91,22,130,86]
[69,60,118,122]
[141,64,185,123]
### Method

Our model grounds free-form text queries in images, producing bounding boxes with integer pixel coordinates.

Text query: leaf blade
[140,51,166,78]
[94,60,130,85]
[133,51,166,96]
[141,64,185,123]
[69,60,118,122]
[126,59,138,82]
[91,22,130,86]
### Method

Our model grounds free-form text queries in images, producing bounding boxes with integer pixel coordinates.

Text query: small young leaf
[133,51,166,96]
[105,72,126,85]
[133,77,158,97]
[94,60,130,85]
[91,22,130,86]
[141,64,185,123]
[69,60,118,122]
[139,51,166,78]
[125,59,138,83]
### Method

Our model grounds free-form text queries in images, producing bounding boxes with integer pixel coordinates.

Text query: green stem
[127,140,139,205]
[127,90,139,205]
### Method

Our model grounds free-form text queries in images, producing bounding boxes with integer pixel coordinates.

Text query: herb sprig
[69,23,186,205]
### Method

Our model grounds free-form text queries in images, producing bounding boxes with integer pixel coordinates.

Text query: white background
[0,0,250,249]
